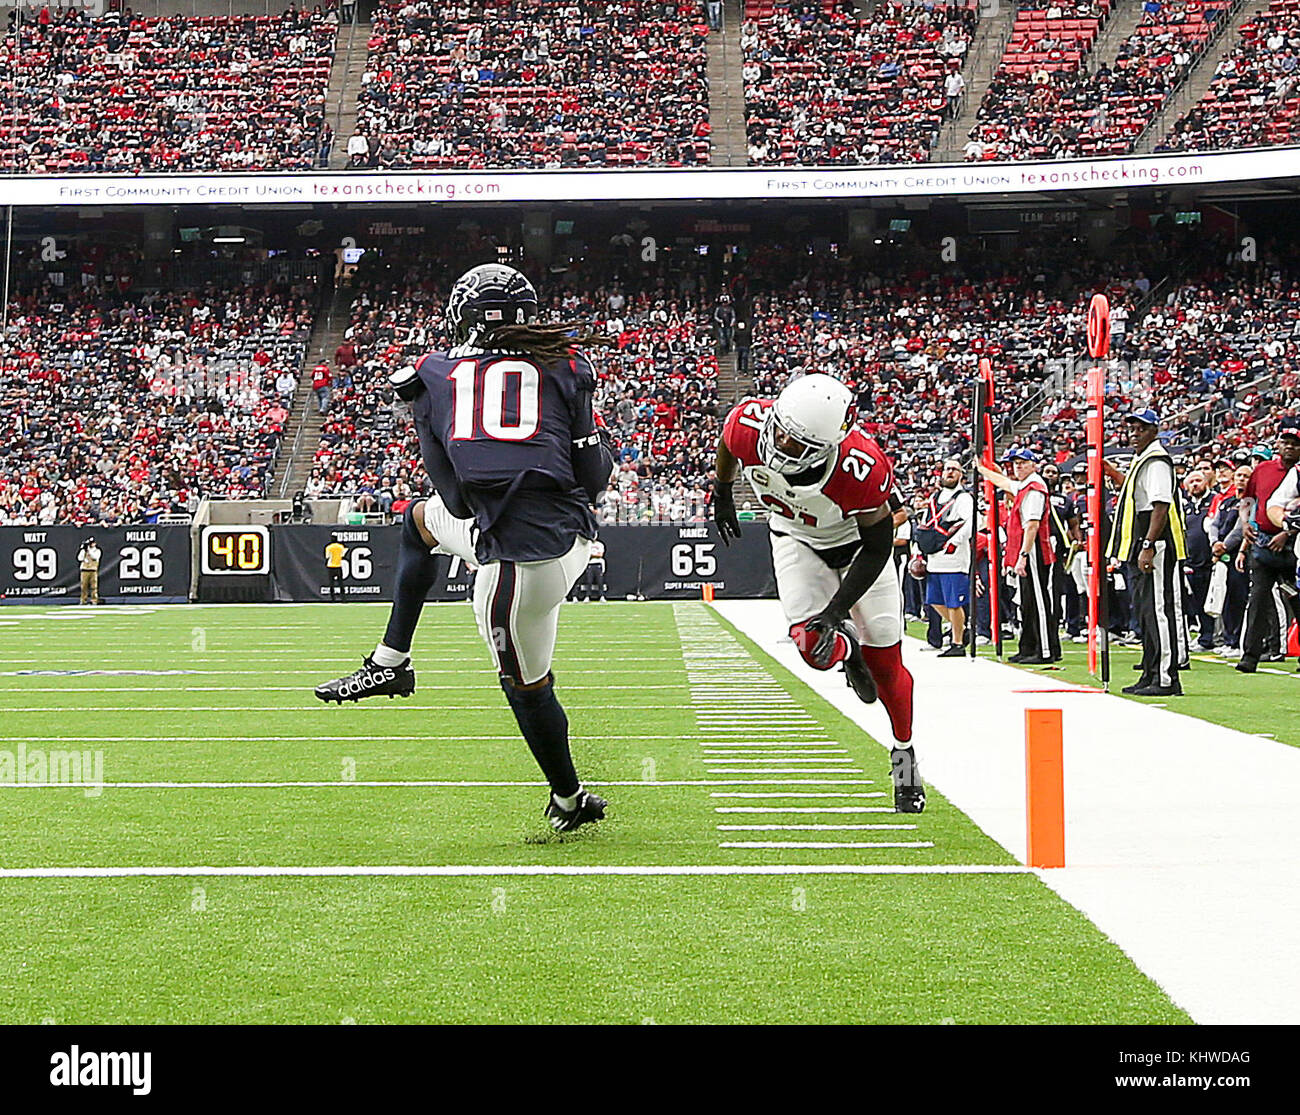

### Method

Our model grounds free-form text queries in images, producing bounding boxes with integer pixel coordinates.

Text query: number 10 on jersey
[449,359,540,441]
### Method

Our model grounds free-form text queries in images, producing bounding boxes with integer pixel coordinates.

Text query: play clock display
[200,526,270,575]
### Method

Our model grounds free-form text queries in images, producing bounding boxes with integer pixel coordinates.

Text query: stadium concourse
[714,598,1300,1025]
[6,0,1300,171]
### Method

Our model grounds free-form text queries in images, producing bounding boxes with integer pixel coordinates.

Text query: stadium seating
[1157,0,1300,152]
[965,1,1233,161]
[742,0,978,165]
[0,7,336,173]
[352,0,711,169]
[0,282,313,526]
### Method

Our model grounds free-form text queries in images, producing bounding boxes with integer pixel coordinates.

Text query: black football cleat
[937,643,967,658]
[1129,684,1183,697]
[545,789,607,833]
[890,747,926,814]
[843,650,878,704]
[315,655,415,703]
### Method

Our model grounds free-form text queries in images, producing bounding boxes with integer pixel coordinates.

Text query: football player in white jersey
[713,373,924,812]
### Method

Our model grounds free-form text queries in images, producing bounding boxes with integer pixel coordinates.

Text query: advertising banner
[0,526,190,604]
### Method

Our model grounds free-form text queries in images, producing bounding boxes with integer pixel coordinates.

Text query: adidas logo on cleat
[315,656,414,703]
[337,669,394,698]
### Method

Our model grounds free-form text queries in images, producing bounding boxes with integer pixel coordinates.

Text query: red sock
[860,642,913,744]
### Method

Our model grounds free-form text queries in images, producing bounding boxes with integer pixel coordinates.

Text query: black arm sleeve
[822,515,895,623]
[571,386,616,505]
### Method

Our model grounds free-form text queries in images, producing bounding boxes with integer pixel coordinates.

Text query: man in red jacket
[978,448,1060,664]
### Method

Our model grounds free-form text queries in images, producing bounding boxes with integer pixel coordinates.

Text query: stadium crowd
[742,0,978,165]
[1019,263,1300,467]
[351,0,711,169]
[963,0,1237,162]
[3,0,1300,174]
[0,277,313,526]
[0,6,337,174]
[1158,0,1300,153]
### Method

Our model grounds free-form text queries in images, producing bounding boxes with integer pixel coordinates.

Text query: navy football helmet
[446,263,539,345]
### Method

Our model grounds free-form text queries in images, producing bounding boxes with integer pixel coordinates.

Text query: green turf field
[911,624,1300,749]
[0,602,1188,1023]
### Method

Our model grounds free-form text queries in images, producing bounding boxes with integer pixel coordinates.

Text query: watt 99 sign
[0,526,191,605]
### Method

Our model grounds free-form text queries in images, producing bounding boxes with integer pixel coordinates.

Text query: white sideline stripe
[0,779,880,790]
[697,742,846,748]
[714,598,1300,1026]
[705,767,864,774]
[695,712,817,719]
[689,685,788,690]
[0,863,1030,879]
[718,824,918,831]
[716,803,888,812]
[711,791,877,797]
[718,841,935,850]
[701,758,855,764]
[700,750,848,757]
[698,720,820,727]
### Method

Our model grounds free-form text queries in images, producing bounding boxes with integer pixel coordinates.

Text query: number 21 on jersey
[449,358,540,441]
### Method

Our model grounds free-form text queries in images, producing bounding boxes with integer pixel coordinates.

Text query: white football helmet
[758,373,855,476]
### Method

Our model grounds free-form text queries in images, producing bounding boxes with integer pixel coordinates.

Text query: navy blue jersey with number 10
[413,344,609,563]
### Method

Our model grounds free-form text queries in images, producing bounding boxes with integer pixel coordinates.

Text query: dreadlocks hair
[480,322,616,364]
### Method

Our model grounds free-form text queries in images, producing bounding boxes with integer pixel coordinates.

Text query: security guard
[324,534,346,603]
[1107,409,1187,696]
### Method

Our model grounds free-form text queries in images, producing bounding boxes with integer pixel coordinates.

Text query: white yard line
[702,753,852,758]
[0,735,817,744]
[704,767,864,774]
[0,705,755,713]
[0,675,691,686]
[717,824,917,831]
[714,598,1300,1026]
[718,841,934,850]
[715,803,887,811]
[0,863,1032,879]
[710,790,877,796]
[0,778,880,790]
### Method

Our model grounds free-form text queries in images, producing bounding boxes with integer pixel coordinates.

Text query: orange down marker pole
[702,584,715,603]
[1025,709,1065,868]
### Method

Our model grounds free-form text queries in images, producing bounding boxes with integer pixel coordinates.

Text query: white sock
[372,643,410,667]
[552,786,582,811]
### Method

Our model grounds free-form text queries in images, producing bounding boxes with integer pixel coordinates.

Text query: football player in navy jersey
[316,264,617,832]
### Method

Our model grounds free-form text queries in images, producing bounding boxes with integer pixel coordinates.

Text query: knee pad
[499,671,555,702]
[790,620,853,670]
